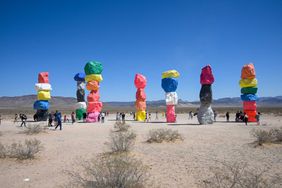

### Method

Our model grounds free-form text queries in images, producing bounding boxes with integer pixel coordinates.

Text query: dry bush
[250,129,275,146]
[147,128,183,143]
[9,139,43,160]
[22,124,44,135]
[251,128,282,146]
[68,153,149,188]
[272,127,282,142]
[108,131,136,153]
[0,143,6,158]
[114,121,130,132]
[201,161,282,188]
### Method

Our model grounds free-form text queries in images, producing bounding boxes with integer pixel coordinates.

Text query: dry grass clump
[251,127,282,146]
[68,153,149,188]
[108,131,136,153]
[147,128,183,143]
[0,139,43,160]
[201,161,282,188]
[114,121,130,132]
[22,124,45,135]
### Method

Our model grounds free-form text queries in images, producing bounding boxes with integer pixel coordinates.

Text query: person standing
[121,113,126,124]
[155,111,158,120]
[243,113,248,126]
[48,112,53,127]
[148,113,151,122]
[14,114,18,124]
[0,114,2,125]
[256,112,261,125]
[71,112,75,124]
[83,112,87,122]
[54,110,62,130]
[101,112,105,123]
[226,112,230,122]
[214,111,217,122]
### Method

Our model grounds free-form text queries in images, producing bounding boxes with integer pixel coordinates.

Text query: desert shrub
[201,161,282,188]
[250,129,275,146]
[0,143,6,158]
[68,153,149,188]
[108,131,136,153]
[22,124,44,135]
[9,139,43,160]
[272,127,282,142]
[114,121,130,132]
[147,128,183,143]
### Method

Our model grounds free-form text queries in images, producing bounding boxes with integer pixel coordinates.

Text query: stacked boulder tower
[134,74,147,121]
[33,72,51,121]
[84,61,103,123]
[240,63,258,122]
[74,73,86,120]
[161,70,180,123]
[197,65,214,124]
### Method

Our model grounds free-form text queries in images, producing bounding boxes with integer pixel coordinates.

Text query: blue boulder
[74,73,85,82]
[161,78,178,92]
[33,100,49,110]
[241,94,258,101]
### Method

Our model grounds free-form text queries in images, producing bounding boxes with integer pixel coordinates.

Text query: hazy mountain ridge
[0,95,282,109]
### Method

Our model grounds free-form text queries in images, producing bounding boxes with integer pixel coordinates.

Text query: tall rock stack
[33,72,51,121]
[197,65,214,124]
[84,61,103,123]
[161,70,180,123]
[240,63,258,122]
[134,74,147,121]
[74,73,86,120]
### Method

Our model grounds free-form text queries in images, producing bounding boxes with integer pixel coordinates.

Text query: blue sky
[0,0,282,101]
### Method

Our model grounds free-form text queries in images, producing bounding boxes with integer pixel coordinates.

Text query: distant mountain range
[0,95,282,110]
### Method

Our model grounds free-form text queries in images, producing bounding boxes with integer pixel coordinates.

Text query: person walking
[226,112,230,122]
[20,114,27,127]
[0,114,2,125]
[54,110,62,130]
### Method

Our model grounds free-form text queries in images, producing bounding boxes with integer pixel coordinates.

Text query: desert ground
[0,113,282,188]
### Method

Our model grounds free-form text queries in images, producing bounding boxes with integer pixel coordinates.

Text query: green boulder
[76,108,86,120]
[241,87,258,94]
[84,61,103,75]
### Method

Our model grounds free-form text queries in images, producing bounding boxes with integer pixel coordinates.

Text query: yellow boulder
[85,74,103,82]
[239,78,258,88]
[136,110,146,121]
[162,70,180,79]
[38,90,51,100]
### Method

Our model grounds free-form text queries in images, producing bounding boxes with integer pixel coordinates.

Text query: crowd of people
[5,110,261,129]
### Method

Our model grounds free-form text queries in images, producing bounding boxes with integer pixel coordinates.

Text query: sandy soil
[0,113,282,188]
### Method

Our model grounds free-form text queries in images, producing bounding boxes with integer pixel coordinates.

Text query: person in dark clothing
[243,113,248,126]
[48,112,53,127]
[54,111,62,130]
[121,113,126,123]
[71,112,75,124]
[226,112,230,122]
[235,111,240,122]
[83,112,87,122]
[20,114,27,127]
